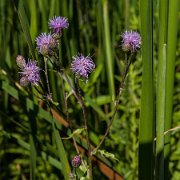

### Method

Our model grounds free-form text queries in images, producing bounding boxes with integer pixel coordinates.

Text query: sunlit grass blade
[52,119,71,179]
[29,133,36,180]
[14,0,36,59]
[3,79,70,178]
[102,0,115,105]
[156,0,168,178]
[2,131,63,170]
[49,0,55,18]
[2,80,122,178]
[156,44,167,179]
[37,0,48,32]
[164,0,179,179]
[139,0,155,179]
[85,95,109,121]
[29,0,38,41]
[26,95,38,180]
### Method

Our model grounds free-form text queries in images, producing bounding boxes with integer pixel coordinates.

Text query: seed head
[49,16,69,34]
[71,54,95,79]
[121,31,141,52]
[16,55,26,69]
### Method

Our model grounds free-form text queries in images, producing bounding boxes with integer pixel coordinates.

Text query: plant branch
[60,75,81,155]
[91,54,132,155]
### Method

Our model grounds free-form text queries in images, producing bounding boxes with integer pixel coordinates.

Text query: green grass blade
[102,0,115,105]
[85,95,109,121]
[139,0,155,179]
[52,119,71,179]
[14,0,36,59]
[156,44,167,179]
[2,131,63,170]
[2,80,70,178]
[37,0,48,32]
[49,0,56,18]
[26,92,38,180]
[1,81,121,177]
[156,0,168,178]
[1,81,60,127]
[29,0,38,41]
[164,0,179,178]
[29,133,36,180]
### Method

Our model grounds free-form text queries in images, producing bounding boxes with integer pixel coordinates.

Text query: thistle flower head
[18,59,40,86]
[71,54,95,79]
[121,30,141,52]
[35,33,57,55]
[71,155,81,168]
[49,16,69,34]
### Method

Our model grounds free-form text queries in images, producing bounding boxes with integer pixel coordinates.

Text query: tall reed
[139,0,155,179]
[156,0,168,179]
[102,0,115,105]
[165,0,179,179]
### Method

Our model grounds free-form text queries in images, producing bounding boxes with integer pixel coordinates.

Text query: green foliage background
[0,0,179,179]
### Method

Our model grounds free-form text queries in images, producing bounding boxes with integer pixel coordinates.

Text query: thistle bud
[16,55,26,69]
[20,76,29,86]
[71,155,81,168]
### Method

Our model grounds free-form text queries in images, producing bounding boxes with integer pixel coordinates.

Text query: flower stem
[75,77,93,180]
[44,57,52,100]
[59,73,81,155]
[91,54,132,155]
[52,55,92,177]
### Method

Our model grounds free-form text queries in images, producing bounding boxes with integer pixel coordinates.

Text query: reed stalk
[164,0,179,179]
[139,0,155,179]
[102,0,115,106]
[156,0,168,179]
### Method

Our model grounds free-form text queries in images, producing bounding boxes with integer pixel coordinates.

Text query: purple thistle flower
[48,16,69,34]
[121,30,141,52]
[19,59,40,86]
[71,54,95,79]
[35,33,57,55]
[71,155,81,168]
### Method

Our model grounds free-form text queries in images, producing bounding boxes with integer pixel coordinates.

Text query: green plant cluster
[0,0,179,179]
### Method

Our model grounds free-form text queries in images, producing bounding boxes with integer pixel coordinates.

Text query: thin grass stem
[44,57,52,100]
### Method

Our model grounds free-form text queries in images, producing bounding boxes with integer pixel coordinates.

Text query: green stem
[44,57,52,100]
[75,77,93,180]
